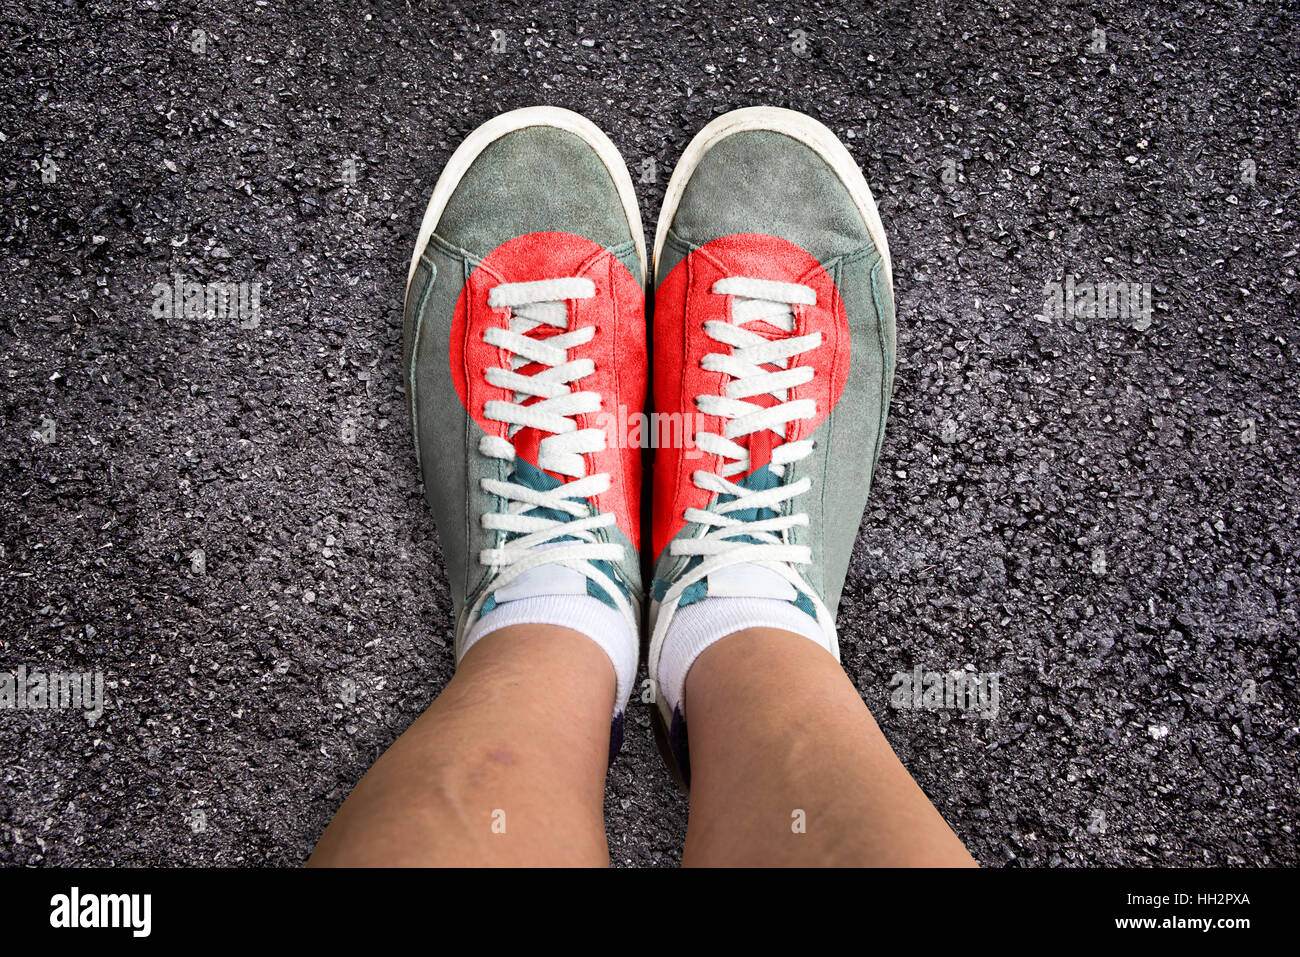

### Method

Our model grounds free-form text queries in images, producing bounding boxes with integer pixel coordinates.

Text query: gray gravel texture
[1,0,1297,867]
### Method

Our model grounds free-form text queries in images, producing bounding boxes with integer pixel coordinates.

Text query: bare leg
[681,628,976,867]
[309,624,614,867]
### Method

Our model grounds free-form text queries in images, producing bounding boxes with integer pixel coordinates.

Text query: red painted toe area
[651,233,850,563]
[448,231,647,549]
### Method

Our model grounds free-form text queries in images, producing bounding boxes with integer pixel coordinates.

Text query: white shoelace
[471,277,632,626]
[656,276,835,638]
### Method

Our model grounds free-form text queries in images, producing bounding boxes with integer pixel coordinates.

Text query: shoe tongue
[706,562,798,601]
[484,461,624,611]
[493,562,589,603]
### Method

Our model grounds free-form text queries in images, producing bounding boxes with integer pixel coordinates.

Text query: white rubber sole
[652,106,893,287]
[403,106,646,305]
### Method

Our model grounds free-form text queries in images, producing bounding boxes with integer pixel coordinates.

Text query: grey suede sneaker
[403,108,648,743]
[647,107,896,785]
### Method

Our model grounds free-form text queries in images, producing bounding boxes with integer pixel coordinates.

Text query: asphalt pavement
[0,0,1296,865]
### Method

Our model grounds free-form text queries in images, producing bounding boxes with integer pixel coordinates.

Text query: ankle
[684,625,853,724]
[655,598,829,721]
[456,624,617,718]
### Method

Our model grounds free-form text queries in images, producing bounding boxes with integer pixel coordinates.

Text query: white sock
[460,563,638,716]
[655,564,828,721]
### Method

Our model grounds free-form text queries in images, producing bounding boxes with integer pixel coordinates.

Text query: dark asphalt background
[1,0,1297,867]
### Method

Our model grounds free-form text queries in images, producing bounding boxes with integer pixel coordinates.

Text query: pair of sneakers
[402,106,895,786]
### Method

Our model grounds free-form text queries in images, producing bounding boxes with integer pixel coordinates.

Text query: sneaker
[647,107,896,784]
[403,107,647,748]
